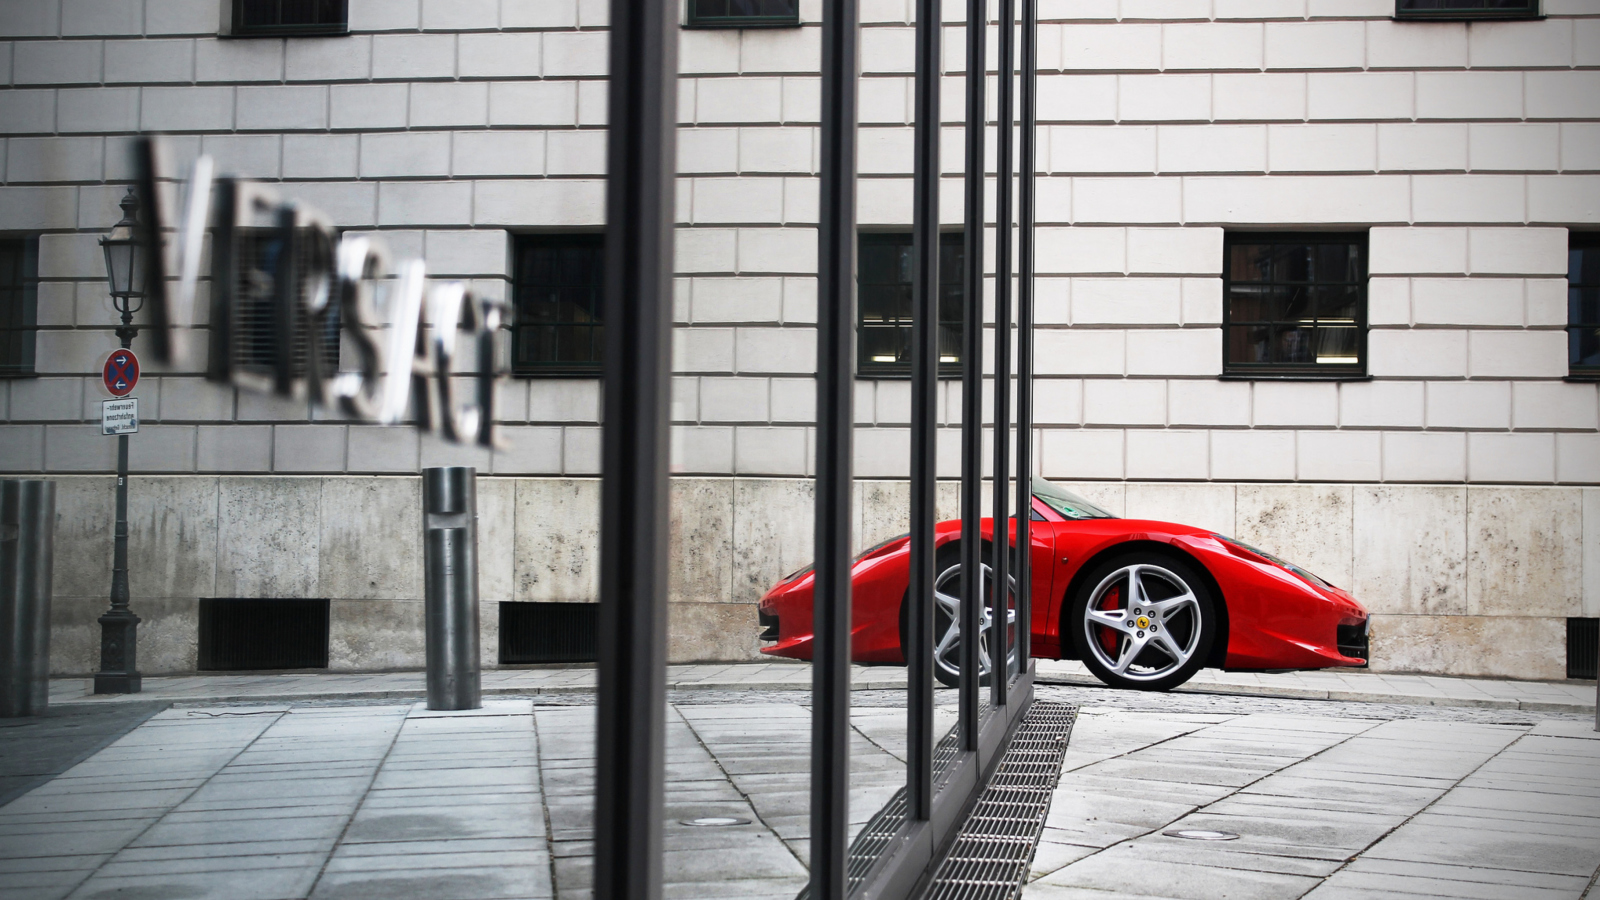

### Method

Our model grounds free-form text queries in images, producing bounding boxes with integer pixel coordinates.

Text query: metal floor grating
[797,724,966,900]
[923,701,1078,900]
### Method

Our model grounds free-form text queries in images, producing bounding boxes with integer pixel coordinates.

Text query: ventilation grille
[499,602,598,665]
[1570,618,1598,681]
[198,598,329,671]
[924,702,1078,900]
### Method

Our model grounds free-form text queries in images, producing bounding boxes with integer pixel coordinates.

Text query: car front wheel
[930,547,1017,688]
[1069,552,1215,692]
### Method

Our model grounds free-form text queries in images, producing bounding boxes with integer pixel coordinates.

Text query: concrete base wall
[44,475,1599,681]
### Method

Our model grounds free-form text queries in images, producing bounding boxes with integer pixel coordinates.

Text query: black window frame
[1394,0,1539,20]
[685,0,801,29]
[1222,231,1370,380]
[0,238,39,378]
[1570,232,1600,380]
[229,0,349,37]
[857,231,965,380]
[512,232,606,378]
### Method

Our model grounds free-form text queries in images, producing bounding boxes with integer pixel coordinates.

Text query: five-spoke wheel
[929,548,1018,688]
[1069,552,1215,691]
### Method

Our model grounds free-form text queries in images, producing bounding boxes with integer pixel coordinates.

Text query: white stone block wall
[2,0,1599,674]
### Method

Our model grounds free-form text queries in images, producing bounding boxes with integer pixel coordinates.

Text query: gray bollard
[1,480,55,717]
[423,467,481,711]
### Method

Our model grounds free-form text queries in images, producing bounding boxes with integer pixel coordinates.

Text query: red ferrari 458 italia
[758,477,1369,691]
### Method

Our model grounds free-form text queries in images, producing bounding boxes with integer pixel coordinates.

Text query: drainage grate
[1570,618,1598,680]
[198,598,329,671]
[796,720,968,900]
[924,701,1078,900]
[499,601,598,664]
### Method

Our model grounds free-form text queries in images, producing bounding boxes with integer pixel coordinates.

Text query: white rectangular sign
[102,398,138,435]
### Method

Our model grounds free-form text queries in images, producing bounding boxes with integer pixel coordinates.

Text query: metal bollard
[1,480,55,717]
[423,467,481,711]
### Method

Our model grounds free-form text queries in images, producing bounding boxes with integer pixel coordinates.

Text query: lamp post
[95,188,145,694]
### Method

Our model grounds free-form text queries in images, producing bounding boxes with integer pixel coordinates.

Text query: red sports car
[757,477,1369,691]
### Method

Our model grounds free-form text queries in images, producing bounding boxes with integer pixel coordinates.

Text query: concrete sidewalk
[1025,697,1600,900]
[47,660,1598,715]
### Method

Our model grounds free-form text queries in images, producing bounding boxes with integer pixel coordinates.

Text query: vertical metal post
[991,0,1015,709]
[812,0,858,895]
[1,480,55,718]
[594,0,676,895]
[959,0,987,750]
[422,466,481,712]
[1015,0,1037,670]
[96,320,141,695]
[907,0,941,822]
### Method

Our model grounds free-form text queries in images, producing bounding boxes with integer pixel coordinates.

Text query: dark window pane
[514,234,605,374]
[857,232,965,375]
[0,239,38,376]
[1572,237,1600,372]
[687,0,799,26]
[1398,0,1536,12]
[234,0,347,34]
[1224,232,1367,375]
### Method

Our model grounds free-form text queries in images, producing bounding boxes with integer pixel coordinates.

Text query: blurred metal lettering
[135,135,506,448]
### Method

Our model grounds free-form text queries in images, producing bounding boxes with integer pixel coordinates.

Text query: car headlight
[1213,535,1334,590]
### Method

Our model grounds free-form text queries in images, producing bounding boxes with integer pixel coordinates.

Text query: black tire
[925,544,1017,689]
[1068,551,1215,692]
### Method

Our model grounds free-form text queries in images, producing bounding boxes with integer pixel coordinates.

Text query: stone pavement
[1025,693,1600,900]
[45,660,1599,715]
[0,691,955,900]
[4,666,1596,900]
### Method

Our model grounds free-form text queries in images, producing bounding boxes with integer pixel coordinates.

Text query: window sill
[1218,372,1372,382]
[1566,373,1600,384]
[855,370,965,381]
[1392,12,1541,21]
[222,27,350,38]
[683,21,802,29]
[513,369,603,380]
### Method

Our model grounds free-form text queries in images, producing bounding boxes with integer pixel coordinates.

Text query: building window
[1394,0,1538,20]
[1571,233,1600,378]
[685,0,801,29]
[230,0,348,37]
[1224,232,1368,378]
[226,228,340,376]
[513,233,604,376]
[857,232,965,378]
[0,238,38,378]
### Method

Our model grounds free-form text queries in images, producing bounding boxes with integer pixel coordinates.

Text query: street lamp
[95,188,145,694]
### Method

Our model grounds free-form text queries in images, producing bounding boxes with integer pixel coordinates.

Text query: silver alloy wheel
[932,560,1017,684]
[1081,564,1202,683]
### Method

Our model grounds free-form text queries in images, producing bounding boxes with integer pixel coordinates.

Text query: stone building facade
[0,0,1597,680]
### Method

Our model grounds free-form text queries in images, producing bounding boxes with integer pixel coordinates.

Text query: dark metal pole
[959,0,987,749]
[594,0,676,894]
[991,0,1015,709]
[1,480,56,717]
[95,220,142,695]
[422,466,481,712]
[1016,0,1038,669]
[812,0,858,895]
[907,0,941,822]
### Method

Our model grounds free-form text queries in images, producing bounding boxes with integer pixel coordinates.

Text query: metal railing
[589,0,1038,896]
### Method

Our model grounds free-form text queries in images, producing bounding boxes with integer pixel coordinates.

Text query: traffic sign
[102,398,138,435]
[103,349,140,397]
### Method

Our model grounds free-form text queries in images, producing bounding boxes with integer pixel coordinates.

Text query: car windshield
[1031,477,1116,520]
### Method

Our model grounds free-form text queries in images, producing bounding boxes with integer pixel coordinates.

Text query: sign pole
[95,195,144,696]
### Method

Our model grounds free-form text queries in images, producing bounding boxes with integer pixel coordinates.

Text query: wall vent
[1569,618,1598,681]
[500,602,598,665]
[198,598,330,671]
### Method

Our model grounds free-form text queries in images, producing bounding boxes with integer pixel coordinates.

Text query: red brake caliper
[1096,585,1121,655]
